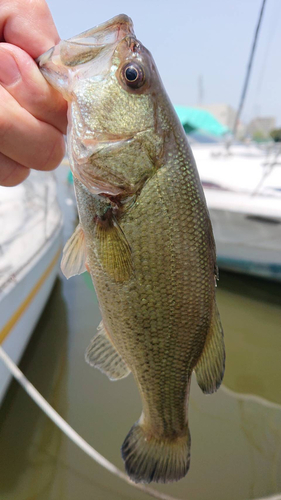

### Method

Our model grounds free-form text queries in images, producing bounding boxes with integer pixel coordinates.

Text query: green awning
[174,106,229,136]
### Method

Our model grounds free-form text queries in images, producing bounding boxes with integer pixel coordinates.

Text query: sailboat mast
[232,0,267,138]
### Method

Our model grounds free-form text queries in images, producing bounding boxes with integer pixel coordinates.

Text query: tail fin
[121,421,191,484]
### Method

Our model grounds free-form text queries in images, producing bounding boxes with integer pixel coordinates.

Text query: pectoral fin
[61,224,87,279]
[195,302,225,394]
[85,321,131,381]
[95,218,133,283]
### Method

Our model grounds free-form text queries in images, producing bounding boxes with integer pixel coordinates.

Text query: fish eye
[122,62,145,89]
[125,66,138,82]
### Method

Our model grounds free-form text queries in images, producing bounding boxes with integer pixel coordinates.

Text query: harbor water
[0,166,281,500]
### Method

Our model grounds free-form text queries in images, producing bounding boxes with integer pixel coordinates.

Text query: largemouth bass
[37,14,225,484]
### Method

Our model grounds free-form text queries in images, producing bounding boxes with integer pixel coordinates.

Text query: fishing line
[0,346,181,500]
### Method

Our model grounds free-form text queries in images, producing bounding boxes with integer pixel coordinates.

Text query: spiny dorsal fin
[85,321,131,381]
[61,224,87,279]
[95,218,133,283]
[195,302,225,394]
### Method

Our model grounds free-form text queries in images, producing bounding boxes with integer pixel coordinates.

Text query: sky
[45,0,281,127]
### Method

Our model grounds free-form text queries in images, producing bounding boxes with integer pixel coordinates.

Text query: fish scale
[38,13,225,484]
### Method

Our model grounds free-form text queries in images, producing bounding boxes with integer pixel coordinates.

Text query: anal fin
[195,302,225,394]
[85,321,131,381]
[61,224,87,279]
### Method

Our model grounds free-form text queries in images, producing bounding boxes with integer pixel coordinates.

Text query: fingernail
[0,48,21,85]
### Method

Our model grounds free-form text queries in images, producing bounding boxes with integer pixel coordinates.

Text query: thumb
[0,43,67,134]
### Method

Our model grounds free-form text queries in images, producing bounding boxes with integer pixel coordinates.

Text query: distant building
[247,117,276,138]
[198,103,236,128]
[197,103,245,137]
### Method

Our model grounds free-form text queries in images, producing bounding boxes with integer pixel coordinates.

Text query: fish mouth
[66,14,134,47]
[36,47,54,67]
[36,14,134,68]
[36,14,136,98]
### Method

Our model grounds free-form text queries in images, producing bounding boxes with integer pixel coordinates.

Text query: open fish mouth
[36,14,134,68]
[36,14,136,99]
[63,14,134,50]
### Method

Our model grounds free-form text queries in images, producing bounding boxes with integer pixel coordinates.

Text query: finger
[0,0,60,57]
[0,44,67,134]
[0,84,65,171]
[0,152,30,187]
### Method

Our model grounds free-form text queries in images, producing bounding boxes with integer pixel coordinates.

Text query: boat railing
[252,144,281,196]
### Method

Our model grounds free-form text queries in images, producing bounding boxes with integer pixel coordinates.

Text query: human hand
[0,0,67,187]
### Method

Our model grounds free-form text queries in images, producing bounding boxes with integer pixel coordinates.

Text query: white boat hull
[0,223,62,403]
[204,189,281,281]
[0,166,64,408]
[190,143,281,281]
